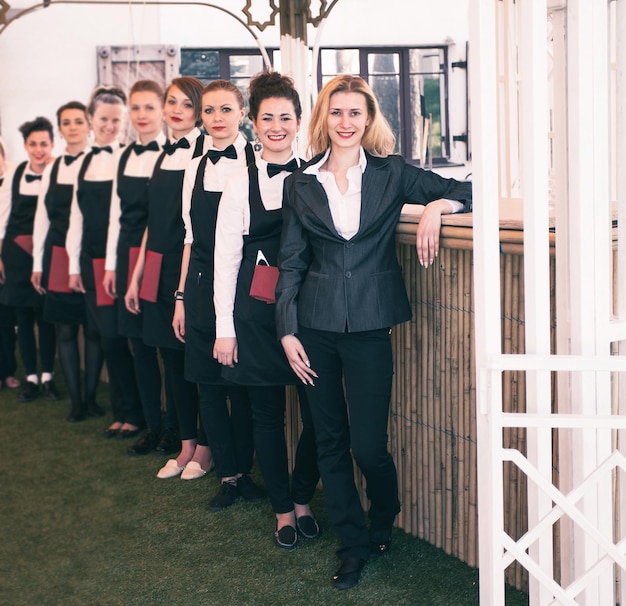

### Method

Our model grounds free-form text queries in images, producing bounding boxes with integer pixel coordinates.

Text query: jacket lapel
[293,172,341,237]
[357,154,391,237]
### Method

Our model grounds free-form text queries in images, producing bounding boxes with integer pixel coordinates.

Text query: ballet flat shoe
[156,459,185,479]
[181,461,209,480]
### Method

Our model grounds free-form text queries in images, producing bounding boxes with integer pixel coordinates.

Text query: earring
[253,136,262,152]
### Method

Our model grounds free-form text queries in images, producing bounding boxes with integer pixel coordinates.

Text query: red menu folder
[139,250,163,303]
[92,258,115,306]
[14,234,33,256]
[249,264,279,304]
[47,246,72,293]
[127,246,141,290]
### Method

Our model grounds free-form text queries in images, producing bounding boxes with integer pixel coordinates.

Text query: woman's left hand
[213,337,238,367]
[415,202,445,268]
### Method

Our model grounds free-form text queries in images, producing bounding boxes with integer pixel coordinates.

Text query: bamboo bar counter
[285,204,547,593]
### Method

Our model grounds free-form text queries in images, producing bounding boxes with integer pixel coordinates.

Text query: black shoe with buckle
[236,474,264,502]
[41,379,61,401]
[127,429,160,456]
[17,381,40,403]
[155,427,181,456]
[332,556,367,590]
[209,481,239,512]
[369,528,392,557]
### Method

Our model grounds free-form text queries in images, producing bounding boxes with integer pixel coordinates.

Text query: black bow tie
[134,140,160,155]
[25,173,42,183]
[267,158,299,178]
[207,145,237,165]
[163,138,191,155]
[64,152,84,166]
[92,145,113,155]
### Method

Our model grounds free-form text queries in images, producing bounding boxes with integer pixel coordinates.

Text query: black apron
[183,142,254,384]
[1,162,41,307]
[115,144,151,338]
[77,151,118,338]
[142,136,205,350]
[42,157,86,324]
[222,163,295,386]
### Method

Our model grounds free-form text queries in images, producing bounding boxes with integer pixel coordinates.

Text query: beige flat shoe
[156,459,185,479]
[181,461,209,480]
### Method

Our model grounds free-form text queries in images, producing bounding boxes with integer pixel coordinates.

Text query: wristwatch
[174,290,184,301]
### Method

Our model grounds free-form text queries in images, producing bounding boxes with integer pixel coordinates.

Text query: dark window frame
[181,45,454,165]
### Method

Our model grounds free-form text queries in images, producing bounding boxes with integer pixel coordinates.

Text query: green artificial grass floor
[0,375,529,606]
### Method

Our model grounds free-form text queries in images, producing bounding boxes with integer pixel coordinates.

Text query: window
[181,45,456,165]
[319,47,450,164]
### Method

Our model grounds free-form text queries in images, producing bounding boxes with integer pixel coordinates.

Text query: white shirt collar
[304,147,367,181]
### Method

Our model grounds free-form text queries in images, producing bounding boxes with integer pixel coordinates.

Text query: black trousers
[248,384,319,513]
[160,347,203,442]
[199,384,254,479]
[298,326,401,560]
[0,304,16,380]
[56,322,103,413]
[15,305,56,377]
[101,335,144,426]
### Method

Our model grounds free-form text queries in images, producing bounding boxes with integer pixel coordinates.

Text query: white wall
[0,0,470,171]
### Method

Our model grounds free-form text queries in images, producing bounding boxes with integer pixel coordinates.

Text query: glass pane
[180,50,219,82]
[408,48,444,74]
[229,54,265,79]
[320,49,359,75]
[370,74,401,154]
[368,53,399,74]
[409,74,443,161]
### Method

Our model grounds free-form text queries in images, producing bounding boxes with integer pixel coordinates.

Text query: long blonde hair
[308,75,395,158]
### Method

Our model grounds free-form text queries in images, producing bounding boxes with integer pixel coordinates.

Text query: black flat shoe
[332,556,367,590]
[17,381,40,403]
[103,427,120,439]
[296,514,320,539]
[86,402,106,418]
[117,427,142,439]
[127,429,160,456]
[273,524,297,550]
[66,411,86,423]
[236,474,264,502]
[41,380,61,401]
[155,427,181,456]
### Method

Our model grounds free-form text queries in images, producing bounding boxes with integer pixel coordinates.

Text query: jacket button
[345,271,352,278]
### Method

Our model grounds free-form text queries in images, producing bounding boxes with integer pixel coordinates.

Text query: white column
[469,0,505,603]
[566,0,613,602]
[518,2,554,604]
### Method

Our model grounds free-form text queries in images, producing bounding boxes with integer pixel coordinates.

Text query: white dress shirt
[181,133,250,246]
[32,146,90,272]
[66,141,122,275]
[104,132,167,270]
[0,161,50,241]
[214,156,297,338]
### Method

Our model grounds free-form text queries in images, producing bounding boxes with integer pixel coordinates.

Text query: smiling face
[24,130,53,173]
[164,85,197,139]
[129,90,163,143]
[90,101,124,146]
[326,91,371,154]
[252,96,300,164]
[59,108,90,152]
[201,89,244,148]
